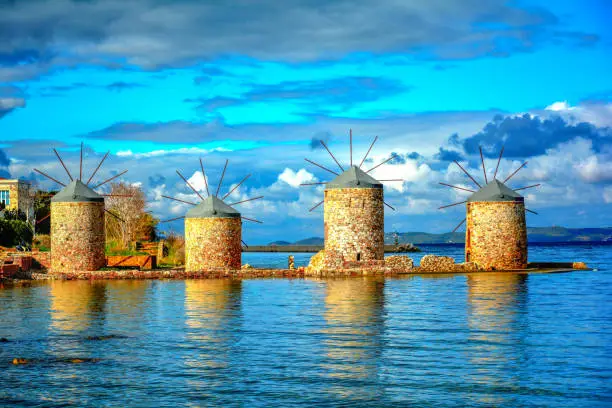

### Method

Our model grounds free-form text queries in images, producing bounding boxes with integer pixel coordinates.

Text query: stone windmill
[161,158,263,271]
[439,146,540,270]
[34,143,128,272]
[301,129,402,268]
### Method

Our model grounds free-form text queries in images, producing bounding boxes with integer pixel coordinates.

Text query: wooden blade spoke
[320,140,344,172]
[379,179,404,182]
[493,146,504,180]
[439,182,476,193]
[101,194,135,198]
[439,200,467,210]
[300,182,328,186]
[53,148,73,181]
[384,201,396,211]
[359,135,378,169]
[176,170,205,201]
[215,159,229,197]
[159,215,186,223]
[453,160,482,189]
[241,239,249,248]
[514,183,541,191]
[526,208,538,215]
[309,200,324,212]
[479,146,487,184]
[92,169,128,189]
[241,216,263,224]
[227,196,264,206]
[222,174,251,200]
[36,213,51,225]
[199,157,210,197]
[349,128,353,167]
[33,168,66,187]
[104,209,125,223]
[161,195,197,206]
[365,154,397,174]
[305,158,339,176]
[503,161,528,184]
[452,218,466,233]
[79,142,83,181]
[87,151,109,185]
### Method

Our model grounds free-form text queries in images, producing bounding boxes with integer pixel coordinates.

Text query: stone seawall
[324,188,384,268]
[185,217,242,271]
[466,201,527,270]
[51,202,105,272]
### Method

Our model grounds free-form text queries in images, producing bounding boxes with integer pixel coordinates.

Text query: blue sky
[1,0,611,243]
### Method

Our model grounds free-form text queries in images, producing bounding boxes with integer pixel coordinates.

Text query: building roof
[51,180,104,203]
[325,165,383,189]
[185,195,241,219]
[468,179,524,202]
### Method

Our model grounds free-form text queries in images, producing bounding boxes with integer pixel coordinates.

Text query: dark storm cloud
[85,110,498,146]
[37,81,143,96]
[310,132,331,150]
[0,97,25,118]
[407,152,422,160]
[106,81,143,92]
[247,77,408,108]
[0,0,595,79]
[148,174,166,187]
[185,76,410,116]
[435,147,464,162]
[0,149,11,178]
[185,97,243,112]
[463,114,612,158]
[1,139,68,163]
[390,152,406,165]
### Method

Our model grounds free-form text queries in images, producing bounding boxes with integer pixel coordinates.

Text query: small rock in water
[572,261,589,270]
[0,337,9,343]
[85,334,127,341]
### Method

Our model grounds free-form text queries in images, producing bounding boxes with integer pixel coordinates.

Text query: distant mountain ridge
[269,227,612,245]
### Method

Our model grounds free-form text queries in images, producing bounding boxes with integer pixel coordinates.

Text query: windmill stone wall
[184,196,242,271]
[323,166,384,268]
[51,181,106,272]
[465,180,528,270]
[185,218,242,271]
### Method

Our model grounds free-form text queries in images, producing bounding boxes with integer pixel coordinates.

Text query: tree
[33,189,55,235]
[105,182,159,248]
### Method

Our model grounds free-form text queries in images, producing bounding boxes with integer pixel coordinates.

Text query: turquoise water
[1,244,611,407]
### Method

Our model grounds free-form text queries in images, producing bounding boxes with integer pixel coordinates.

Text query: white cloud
[278,168,315,188]
[0,97,25,110]
[186,171,210,196]
[574,156,612,183]
[116,147,229,159]
[370,156,432,193]
[604,187,612,204]
[545,101,575,112]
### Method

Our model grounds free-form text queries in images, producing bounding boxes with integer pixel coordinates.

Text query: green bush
[0,218,33,247]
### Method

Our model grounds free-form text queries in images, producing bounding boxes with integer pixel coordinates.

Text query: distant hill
[389,227,612,244]
[294,237,325,245]
[274,227,612,245]
[268,240,291,246]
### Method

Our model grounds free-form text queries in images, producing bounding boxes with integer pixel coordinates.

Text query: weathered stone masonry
[324,187,384,268]
[185,217,242,271]
[466,200,527,270]
[51,201,106,272]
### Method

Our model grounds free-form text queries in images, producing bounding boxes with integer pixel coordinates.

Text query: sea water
[1,243,611,407]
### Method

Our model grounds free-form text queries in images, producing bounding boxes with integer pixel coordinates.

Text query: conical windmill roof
[185,195,241,218]
[326,165,383,189]
[51,180,104,203]
[468,179,523,203]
